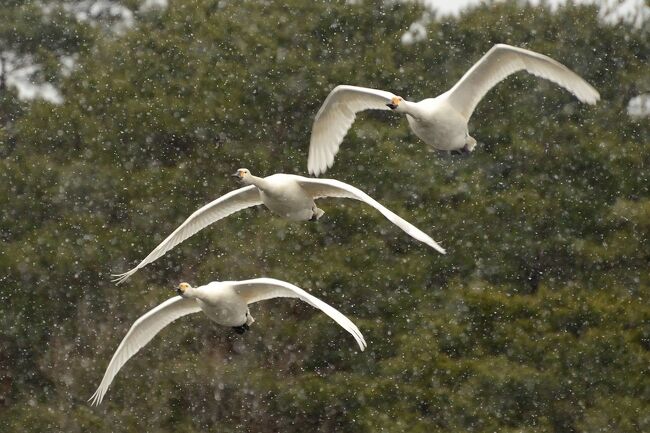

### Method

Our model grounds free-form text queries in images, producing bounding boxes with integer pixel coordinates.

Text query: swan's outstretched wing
[113,186,261,284]
[308,85,397,176]
[89,296,201,406]
[445,43,600,120]
[231,278,366,351]
[296,177,445,254]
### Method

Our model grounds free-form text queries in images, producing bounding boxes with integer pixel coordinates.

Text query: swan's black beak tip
[386,103,397,109]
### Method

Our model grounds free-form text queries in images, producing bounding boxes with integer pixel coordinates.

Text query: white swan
[308,43,600,175]
[90,278,366,405]
[112,168,445,284]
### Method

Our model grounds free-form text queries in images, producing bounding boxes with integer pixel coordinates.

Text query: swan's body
[112,169,444,284]
[308,43,600,175]
[255,173,320,220]
[403,97,469,151]
[90,278,366,405]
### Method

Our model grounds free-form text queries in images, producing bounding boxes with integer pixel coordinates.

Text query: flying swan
[112,169,444,284]
[89,278,366,405]
[307,43,600,175]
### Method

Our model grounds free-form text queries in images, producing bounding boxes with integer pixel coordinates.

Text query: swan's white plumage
[231,278,367,351]
[89,296,201,406]
[112,186,261,284]
[309,86,396,176]
[295,177,446,254]
[307,44,600,175]
[445,44,600,119]
[90,278,365,405]
[113,171,444,284]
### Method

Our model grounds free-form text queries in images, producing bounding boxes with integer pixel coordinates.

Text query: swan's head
[232,168,252,184]
[386,96,404,110]
[177,282,192,296]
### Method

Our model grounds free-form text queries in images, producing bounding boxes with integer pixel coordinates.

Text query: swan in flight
[90,278,366,405]
[307,43,600,175]
[112,168,444,284]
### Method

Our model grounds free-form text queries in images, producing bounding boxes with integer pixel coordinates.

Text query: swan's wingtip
[307,159,333,177]
[110,275,128,285]
[309,164,325,177]
[579,87,600,105]
[88,390,102,406]
[110,269,136,285]
[430,242,446,255]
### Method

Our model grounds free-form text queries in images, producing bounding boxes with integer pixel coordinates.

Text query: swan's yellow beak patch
[391,96,401,106]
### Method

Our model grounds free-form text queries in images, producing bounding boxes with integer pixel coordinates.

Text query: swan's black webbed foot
[451,145,473,156]
[232,324,250,334]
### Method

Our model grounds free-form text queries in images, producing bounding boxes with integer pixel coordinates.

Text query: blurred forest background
[1,0,648,432]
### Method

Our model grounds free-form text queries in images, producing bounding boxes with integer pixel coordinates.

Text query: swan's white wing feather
[308,85,397,176]
[231,278,366,351]
[445,44,600,120]
[296,177,445,254]
[113,186,262,284]
[89,296,201,405]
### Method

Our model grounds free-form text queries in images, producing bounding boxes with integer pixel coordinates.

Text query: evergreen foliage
[1,1,648,431]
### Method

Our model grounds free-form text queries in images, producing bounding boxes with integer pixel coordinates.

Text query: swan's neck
[182,286,200,299]
[184,286,216,305]
[248,175,269,190]
[398,100,422,118]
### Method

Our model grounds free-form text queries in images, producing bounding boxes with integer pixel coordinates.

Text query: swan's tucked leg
[451,136,477,155]
[232,324,250,334]
[310,206,325,221]
[463,135,477,152]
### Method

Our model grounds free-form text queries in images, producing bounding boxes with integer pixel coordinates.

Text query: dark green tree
[1,1,648,432]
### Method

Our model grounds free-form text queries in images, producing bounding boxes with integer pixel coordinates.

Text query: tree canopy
[1,1,648,432]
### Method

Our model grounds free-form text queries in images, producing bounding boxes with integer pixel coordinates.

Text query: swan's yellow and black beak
[177,282,190,296]
[232,172,241,178]
[386,96,401,110]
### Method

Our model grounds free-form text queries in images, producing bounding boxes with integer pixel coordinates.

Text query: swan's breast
[198,291,248,327]
[260,176,315,221]
[408,98,468,151]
